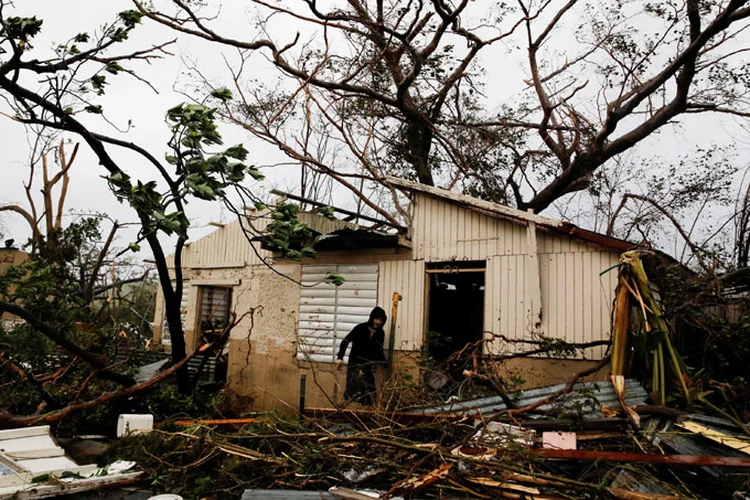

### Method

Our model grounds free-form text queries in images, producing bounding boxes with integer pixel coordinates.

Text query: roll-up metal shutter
[298,264,379,363]
[161,280,190,346]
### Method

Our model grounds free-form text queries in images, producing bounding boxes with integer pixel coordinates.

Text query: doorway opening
[426,261,485,374]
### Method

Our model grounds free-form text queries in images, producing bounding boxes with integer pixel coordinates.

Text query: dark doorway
[426,262,485,368]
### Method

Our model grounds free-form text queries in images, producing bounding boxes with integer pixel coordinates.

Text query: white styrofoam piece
[117,414,154,437]
[0,427,50,441]
[0,436,57,454]
[5,449,65,460]
[15,457,79,474]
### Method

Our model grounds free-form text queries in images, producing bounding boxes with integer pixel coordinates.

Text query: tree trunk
[164,297,190,394]
[405,122,435,186]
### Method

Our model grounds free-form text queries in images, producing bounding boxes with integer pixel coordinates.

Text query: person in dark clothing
[335,306,387,405]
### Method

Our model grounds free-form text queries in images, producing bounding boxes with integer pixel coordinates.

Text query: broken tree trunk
[619,251,690,405]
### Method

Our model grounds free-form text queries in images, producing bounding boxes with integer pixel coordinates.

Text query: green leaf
[118,10,143,29]
[84,105,103,114]
[246,167,265,181]
[211,87,233,102]
[285,249,301,260]
[74,32,89,43]
[316,206,336,219]
[109,27,130,42]
[225,163,245,183]
[224,144,248,161]
[3,16,43,41]
[190,182,215,200]
[128,242,141,252]
[90,75,107,94]
[325,273,345,287]
[105,62,124,74]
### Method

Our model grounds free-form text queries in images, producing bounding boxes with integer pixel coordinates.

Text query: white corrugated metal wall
[413,194,528,261]
[410,193,619,359]
[537,249,619,359]
[166,216,270,269]
[378,260,426,351]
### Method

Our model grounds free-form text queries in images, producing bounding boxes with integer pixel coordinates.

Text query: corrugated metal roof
[412,379,648,418]
[134,358,170,383]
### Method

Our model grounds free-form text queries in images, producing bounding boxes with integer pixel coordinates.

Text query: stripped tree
[136,0,750,220]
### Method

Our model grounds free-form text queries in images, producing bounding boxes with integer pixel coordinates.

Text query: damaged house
[151,176,638,412]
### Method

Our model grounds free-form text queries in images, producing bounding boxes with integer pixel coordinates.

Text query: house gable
[409,191,620,360]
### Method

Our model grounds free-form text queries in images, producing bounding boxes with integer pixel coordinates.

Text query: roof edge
[386,175,561,227]
[386,175,643,255]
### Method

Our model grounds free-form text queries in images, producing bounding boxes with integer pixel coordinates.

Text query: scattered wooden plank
[527,448,750,467]
[0,471,141,499]
[390,463,451,496]
[607,488,681,500]
[677,420,750,455]
[466,476,540,494]
[171,418,258,426]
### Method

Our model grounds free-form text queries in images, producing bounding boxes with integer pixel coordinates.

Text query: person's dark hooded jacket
[336,306,387,365]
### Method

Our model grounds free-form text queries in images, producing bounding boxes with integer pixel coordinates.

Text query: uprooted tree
[0,3,277,408]
[137,0,750,221]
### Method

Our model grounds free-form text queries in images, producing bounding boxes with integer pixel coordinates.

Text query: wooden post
[299,373,307,422]
[387,292,402,378]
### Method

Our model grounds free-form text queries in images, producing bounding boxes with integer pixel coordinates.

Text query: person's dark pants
[344,363,376,405]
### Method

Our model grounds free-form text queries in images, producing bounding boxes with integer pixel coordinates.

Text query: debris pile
[99,379,750,500]
[0,425,140,499]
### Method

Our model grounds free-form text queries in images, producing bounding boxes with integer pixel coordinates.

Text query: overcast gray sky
[1,1,748,265]
[0,0,296,257]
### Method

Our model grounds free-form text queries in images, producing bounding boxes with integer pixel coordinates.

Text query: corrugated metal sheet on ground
[657,414,750,479]
[411,379,648,418]
[242,491,335,499]
[119,352,217,383]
